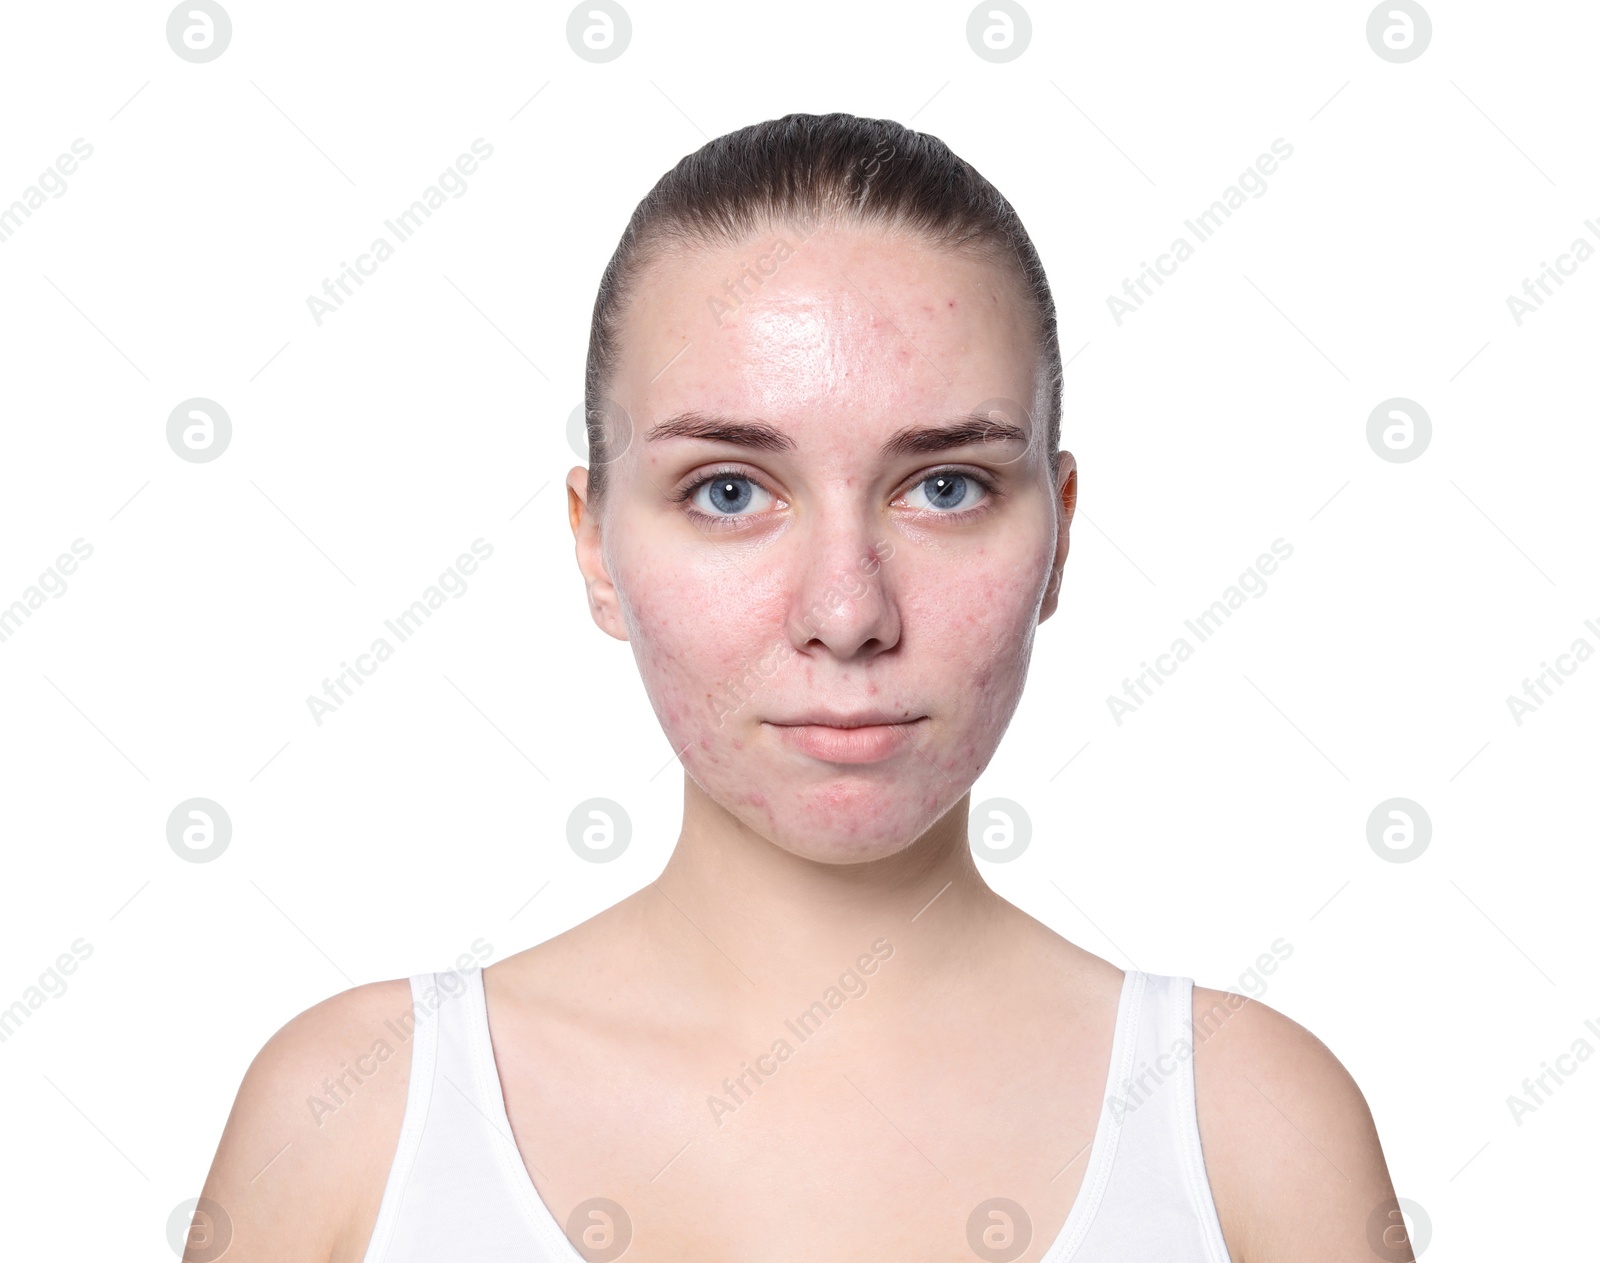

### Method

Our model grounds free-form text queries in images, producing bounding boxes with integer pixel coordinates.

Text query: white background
[0,1,1594,1258]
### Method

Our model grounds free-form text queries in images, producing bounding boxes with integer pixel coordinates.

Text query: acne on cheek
[632,602,792,749]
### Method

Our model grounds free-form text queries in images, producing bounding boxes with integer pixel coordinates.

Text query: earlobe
[1039,565,1065,623]
[583,566,632,644]
[586,580,630,642]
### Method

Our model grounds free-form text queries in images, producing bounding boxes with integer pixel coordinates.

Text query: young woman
[192,113,1408,1263]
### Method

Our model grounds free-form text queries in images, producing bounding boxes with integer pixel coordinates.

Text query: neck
[642,775,1020,1030]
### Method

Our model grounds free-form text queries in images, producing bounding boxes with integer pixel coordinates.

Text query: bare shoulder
[188,977,417,1263]
[1190,986,1408,1263]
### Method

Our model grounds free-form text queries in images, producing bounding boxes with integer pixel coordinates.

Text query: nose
[784,513,899,660]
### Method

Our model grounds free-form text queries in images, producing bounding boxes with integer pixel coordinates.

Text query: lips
[765,715,926,764]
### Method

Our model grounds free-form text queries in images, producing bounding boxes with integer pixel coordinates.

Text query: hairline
[587,219,1058,506]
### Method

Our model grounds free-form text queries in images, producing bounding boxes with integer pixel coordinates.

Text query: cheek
[620,552,792,737]
[912,550,1044,707]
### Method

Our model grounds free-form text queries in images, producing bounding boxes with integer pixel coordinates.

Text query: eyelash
[671,465,1001,528]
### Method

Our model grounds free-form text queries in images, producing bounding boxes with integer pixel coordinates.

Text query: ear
[1038,451,1076,623]
[567,466,630,642]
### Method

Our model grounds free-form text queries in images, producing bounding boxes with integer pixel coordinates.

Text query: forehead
[611,225,1039,445]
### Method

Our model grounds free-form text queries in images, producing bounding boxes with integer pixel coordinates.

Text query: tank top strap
[357,967,608,1262]
[1065,972,1232,1262]
[359,972,442,1263]
[1160,974,1232,1261]
[425,966,484,1104]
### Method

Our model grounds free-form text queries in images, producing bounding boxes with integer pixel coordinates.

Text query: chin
[747,772,960,864]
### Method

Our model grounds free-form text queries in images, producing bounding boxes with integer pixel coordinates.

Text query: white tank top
[358,965,1234,1262]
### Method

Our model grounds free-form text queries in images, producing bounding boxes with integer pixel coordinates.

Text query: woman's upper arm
[186,979,414,1263]
[1193,986,1410,1263]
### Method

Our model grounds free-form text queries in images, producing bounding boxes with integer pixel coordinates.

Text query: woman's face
[569,223,1074,864]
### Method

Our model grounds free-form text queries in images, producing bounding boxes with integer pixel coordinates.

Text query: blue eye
[688,473,775,517]
[904,471,988,513]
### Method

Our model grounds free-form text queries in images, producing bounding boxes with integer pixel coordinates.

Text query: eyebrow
[645,410,1029,457]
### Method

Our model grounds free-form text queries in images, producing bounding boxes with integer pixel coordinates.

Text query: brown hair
[582,111,1062,503]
